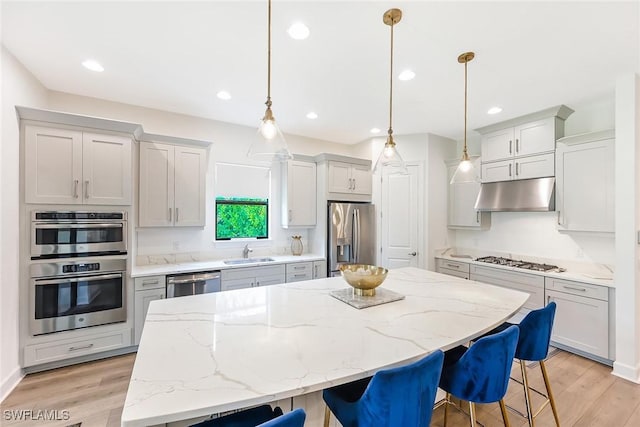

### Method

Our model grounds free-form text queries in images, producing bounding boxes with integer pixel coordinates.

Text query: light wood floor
[2,350,640,427]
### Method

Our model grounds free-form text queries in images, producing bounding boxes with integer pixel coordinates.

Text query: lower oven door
[31,272,126,335]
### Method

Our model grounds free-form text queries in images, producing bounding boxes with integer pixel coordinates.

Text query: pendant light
[247,0,293,161]
[450,51,478,184]
[373,8,408,175]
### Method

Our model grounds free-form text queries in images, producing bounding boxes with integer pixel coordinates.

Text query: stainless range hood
[474,177,555,212]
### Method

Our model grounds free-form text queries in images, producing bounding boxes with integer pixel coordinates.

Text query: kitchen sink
[223,257,276,265]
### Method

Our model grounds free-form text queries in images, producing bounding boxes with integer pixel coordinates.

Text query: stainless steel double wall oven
[30,211,128,335]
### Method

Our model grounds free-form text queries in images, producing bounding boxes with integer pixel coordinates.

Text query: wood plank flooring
[2,350,640,427]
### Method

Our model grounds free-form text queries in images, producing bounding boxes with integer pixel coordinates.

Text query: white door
[380,164,420,269]
[481,127,514,162]
[139,142,175,227]
[174,146,207,227]
[327,161,352,193]
[351,164,372,195]
[514,117,555,156]
[83,133,132,205]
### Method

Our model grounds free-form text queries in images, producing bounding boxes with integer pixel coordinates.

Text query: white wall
[453,95,616,265]
[47,91,358,262]
[1,46,48,401]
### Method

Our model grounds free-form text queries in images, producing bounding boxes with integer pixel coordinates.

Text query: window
[215,197,268,240]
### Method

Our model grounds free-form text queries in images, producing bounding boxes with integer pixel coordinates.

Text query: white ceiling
[2,1,638,144]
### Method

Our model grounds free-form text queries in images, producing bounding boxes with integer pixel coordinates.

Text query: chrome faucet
[242,244,253,259]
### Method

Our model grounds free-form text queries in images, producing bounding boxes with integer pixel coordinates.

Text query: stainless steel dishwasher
[166,271,221,298]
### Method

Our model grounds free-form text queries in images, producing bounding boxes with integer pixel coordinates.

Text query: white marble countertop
[435,253,615,288]
[121,267,528,427]
[130,254,325,278]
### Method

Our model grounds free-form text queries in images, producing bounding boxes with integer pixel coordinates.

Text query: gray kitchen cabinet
[221,264,286,291]
[476,105,573,183]
[134,275,166,345]
[314,154,372,202]
[436,258,470,279]
[281,158,317,228]
[446,160,490,229]
[545,277,611,361]
[555,130,615,232]
[313,260,327,279]
[286,262,313,282]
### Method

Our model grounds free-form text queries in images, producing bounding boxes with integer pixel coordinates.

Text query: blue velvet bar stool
[322,349,444,427]
[190,406,305,427]
[439,325,519,427]
[488,302,559,427]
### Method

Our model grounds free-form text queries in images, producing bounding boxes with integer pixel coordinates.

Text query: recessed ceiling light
[82,59,104,72]
[216,91,231,100]
[370,128,381,134]
[487,106,503,115]
[287,22,310,40]
[398,69,415,81]
[306,112,318,119]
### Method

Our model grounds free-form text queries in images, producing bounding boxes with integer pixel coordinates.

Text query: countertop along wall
[46,91,360,263]
[452,94,616,266]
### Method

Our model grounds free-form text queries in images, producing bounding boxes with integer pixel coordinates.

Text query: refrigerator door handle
[354,208,360,263]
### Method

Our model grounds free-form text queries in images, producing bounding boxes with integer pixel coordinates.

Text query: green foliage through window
[216,197,268,240]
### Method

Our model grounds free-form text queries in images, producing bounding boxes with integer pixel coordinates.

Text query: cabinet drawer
[470,265,544,311]
[24,329,132,367]
[134,275,165,291]
[286,271,313,283]
[286,262,312,275]
[222,264,286,280]
[436,259,470,273]
[545,278,608,301]
[438,268,469,280]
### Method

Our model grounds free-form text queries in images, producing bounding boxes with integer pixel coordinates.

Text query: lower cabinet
[24,329,132,367]
[221,265,286,291]
[436,259,470,279]
[134,275,166,345]
[286,262,313,283]
[545,277,611,361]
[313,260,327,279]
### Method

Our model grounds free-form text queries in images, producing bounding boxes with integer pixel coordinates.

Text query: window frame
[215,197,269,241]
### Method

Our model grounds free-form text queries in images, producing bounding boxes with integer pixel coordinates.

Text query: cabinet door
[351,164,372,195]
[134,288,165,345]
[256,276,285,287]
[313,260,327,279]
[139,142,175,227]
[481,160,513,183]
[448,165,483,227]
[285,161,317,227]
[82,133,132,205]
[546,289,609,359]
[514,117,555,157]
[174,146,207,227]
[327,161,352,193]
[25,125,83,204]
[556,139,614,232]
[481,128,514,162]
[221,278,254,291]
[514,153,555,180]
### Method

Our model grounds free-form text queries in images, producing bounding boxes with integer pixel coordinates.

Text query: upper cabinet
[476,105,574,183]
[447,160,490,229]
[24,125,132,205]
[139,140,208,227]
[556,130,615,233]
[327,161,372,195]
[282,158,317,228]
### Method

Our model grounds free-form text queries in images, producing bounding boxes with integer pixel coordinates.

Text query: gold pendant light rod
[266,0,272,107]
[458,51,474,161]
[383,8,402,146]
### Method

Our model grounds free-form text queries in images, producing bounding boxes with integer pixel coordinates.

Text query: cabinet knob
[408,252,417,256]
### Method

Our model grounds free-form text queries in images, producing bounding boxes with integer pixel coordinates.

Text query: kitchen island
[121,267,528,427]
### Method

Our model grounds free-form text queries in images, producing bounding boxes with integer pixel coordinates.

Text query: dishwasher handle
[166,271,221,284]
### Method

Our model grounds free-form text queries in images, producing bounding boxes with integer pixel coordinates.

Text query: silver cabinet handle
[69,343,94,352]
[293,266,306,270]
[169,208,172,222]
[547,295,551,304]
[84,180,90,199]
[509,163,512,177]
[176,207,179,223]
[516,138,520,153]
[352,178,356,190]
[314,265,318,277]
[409,252,417,256]
[294,274,307,278]
[509,140,513,154]
[476,211,480,223]
[73,179,79,198]
[142,279,159,286]
[515,162,519,176]
[563,285,587,292]
[289,209,292,223]
[445,263,460,269]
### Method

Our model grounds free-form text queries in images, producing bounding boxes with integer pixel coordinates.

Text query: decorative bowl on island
[339,264,388,296]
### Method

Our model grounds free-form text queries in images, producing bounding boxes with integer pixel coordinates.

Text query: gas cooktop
[475,256,565,273]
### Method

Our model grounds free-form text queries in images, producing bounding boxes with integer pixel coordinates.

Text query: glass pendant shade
[247,109,292,161]
[373,137,407,175]
[450,153,478,184]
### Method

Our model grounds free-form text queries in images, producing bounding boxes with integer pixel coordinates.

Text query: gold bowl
[339,264,388,296]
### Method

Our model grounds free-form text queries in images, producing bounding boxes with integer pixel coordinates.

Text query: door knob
[409,252,417,256]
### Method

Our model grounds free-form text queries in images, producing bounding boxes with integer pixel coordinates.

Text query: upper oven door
[31,222,127,259]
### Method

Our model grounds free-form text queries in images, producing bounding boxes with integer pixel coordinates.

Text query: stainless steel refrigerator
[327,202,376,277]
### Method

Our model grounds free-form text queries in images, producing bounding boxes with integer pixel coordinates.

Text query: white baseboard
[612,360,640,384]
[0,365,24,403]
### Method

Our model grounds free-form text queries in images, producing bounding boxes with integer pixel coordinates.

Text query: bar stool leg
[540,360,561,427]
[323,405,330,427]
[499,399,511,427]
[468,402,477,427]
[520,360,535,427]
[443,392,450,427]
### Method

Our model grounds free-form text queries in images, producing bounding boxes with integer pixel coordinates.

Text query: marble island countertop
[435,251,615,288]
[131,254,325,278]
[121,267,528,427]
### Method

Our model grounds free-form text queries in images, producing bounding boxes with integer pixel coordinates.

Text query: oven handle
[34,273,123,285]
[34,223,123,229]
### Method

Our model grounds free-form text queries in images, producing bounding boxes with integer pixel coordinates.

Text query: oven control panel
[62,263,101,273]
